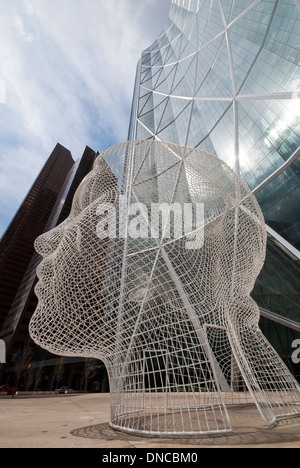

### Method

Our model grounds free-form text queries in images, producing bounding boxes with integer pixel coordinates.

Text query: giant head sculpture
[29,140,300,436]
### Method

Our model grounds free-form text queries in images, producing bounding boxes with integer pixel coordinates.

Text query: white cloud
[0,0,172,237]
[13,13,35,42]
[0,80,5,103]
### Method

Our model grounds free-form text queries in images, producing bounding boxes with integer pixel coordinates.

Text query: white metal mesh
[29,140,300,436]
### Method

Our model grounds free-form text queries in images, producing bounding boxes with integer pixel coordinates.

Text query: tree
[23,363,35,391]
[33,361,45,390]
[83,359,98,393]
[13,339,33,390]
[52,357,65,390]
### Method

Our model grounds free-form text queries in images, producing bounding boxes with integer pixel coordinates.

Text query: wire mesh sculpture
[29,140,300,436]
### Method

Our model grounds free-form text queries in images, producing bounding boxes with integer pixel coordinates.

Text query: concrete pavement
[1,393,300,448]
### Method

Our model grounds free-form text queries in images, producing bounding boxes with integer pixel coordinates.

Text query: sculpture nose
[34,225,64,257]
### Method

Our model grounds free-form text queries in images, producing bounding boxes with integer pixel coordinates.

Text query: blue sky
[0,0,172,237]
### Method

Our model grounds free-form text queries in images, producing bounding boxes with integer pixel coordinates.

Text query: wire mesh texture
[29,140,300,436]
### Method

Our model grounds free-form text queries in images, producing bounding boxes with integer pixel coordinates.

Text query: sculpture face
[30,140,300,435]
[32,156,120,358]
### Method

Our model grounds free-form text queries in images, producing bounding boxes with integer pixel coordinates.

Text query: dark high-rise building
[0,144,74,332]
[0,145,101,388]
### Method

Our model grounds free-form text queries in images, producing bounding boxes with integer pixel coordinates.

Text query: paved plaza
[1,393,300,449]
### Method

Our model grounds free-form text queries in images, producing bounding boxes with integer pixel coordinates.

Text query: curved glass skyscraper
[129,0,300,377]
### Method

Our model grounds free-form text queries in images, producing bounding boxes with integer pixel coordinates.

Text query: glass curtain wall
[128,0,300,377]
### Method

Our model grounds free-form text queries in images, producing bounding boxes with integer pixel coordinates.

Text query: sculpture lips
[34,281,46,298]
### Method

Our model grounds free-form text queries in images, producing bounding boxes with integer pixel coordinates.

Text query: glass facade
[129,0,300,376]
[259,315,300,382]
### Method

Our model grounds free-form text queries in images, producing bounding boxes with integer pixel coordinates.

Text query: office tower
[128,0,300,379]
[0,145,99,387]
[0,144,73,332]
